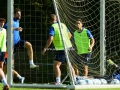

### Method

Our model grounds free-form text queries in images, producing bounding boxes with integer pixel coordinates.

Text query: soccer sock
[17,74,22,79]
[1,78,7,86]
[74,77,77,84]
[29,60,34,65]
[56,77,61,83]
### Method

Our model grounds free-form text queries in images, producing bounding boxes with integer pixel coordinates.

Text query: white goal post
[7,0,120,89]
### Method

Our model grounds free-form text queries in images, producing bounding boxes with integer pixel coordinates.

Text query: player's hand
[41,48,46,55]
[88,46,92,51]
[18,27,23,32]
[14,27,22,32]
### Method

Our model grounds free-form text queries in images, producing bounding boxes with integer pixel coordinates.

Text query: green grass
[0,83,120,90]
[3,88,120,90]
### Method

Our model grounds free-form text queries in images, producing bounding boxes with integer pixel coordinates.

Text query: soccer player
[73,19,95,77]
[42,14,76,85]
[0,18,9,90]
[4,8,38,68]
[3,52,25,84]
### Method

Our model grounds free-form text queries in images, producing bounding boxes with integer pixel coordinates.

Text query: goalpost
[7,0,120,89]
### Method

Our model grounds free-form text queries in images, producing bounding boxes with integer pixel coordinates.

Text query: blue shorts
[54,50,66,63]
[76,52,92,66]
[0,52,5,62]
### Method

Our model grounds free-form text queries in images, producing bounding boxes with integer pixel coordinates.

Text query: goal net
[7,0,120,89]
[53,0,120,80]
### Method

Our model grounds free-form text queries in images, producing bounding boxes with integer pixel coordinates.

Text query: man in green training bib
[73,19,95,77]
[0,18,9,90]
[42,14,76,85]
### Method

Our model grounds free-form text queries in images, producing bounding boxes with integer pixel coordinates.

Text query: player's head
[76,19,83,30]
[49,14,57,24]
[14,8,21,20]
[0,18,6,27]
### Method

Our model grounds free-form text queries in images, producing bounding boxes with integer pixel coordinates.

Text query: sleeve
[49,26,54,36]
[4,23,8,29]
[1,29,6,52]
[86,29,93,39]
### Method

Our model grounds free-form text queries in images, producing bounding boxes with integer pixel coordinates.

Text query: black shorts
[0,52,5,62]
[75,52,92,66]
[54,50,67,63]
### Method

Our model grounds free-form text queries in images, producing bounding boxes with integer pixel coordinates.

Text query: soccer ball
[92,79,101,85]
[110,79,120,84]
[77,80,87,85]
[85,79,94,85]
[76,76,87,80]
[99,79,107,84]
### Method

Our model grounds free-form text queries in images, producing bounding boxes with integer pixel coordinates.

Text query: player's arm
[67,29,72,39]
[42,26,54,55]
[13,27,22,32]
[87,30,95,51]
[4,23,22,32]
[90,38,95,49]
[44,36,53,50]
[107,59,118,68]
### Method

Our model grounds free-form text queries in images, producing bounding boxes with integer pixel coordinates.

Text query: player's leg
[84,65,88,77]
[53,60,62,84]
[73,64,79,76]
[0,52,5,70]
[72,53,81,76]
[3,65,7,75]
[0,61,4,70]
[16,40,39,68]
[53,51,65,84]
[12,70,25,84]
[71,66,77,84]
[3,58,7,80]
[3,52,8,77]
[0,53,9,90]
[83,53,92,77]
[12,59,25,83]
[0,68,9,90]
[65,63,77,84]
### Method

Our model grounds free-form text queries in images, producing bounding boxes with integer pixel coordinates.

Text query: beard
[16,17,21,20]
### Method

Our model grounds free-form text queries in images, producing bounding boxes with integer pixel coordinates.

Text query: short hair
[76,19,82,23]
[14,8,21,14]
[0,18,6,22]
[48,14,57,22]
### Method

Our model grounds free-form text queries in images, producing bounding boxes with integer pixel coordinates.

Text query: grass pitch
[0,83,120,90]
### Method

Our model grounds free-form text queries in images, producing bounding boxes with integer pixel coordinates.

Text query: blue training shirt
[86,29,93,38]
[4,18,20,45]
[49,22,70,36]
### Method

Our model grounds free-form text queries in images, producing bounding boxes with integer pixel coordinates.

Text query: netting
[55,0,120,79]
[105,0,120,79]
[55,0,101,76]
[13,0,58,84]
[11,0,120,86]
